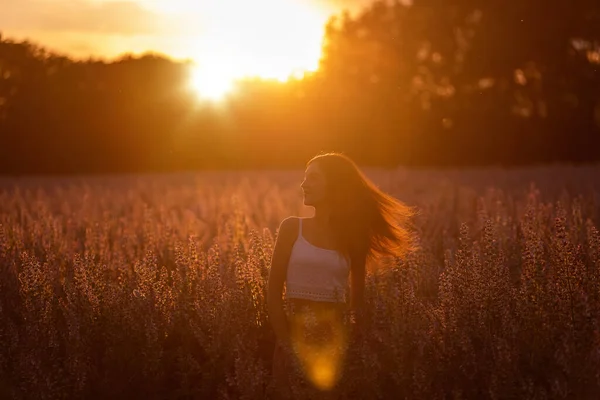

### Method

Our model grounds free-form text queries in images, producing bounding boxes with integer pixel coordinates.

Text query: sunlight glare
[174,0,327,86]
[290,308,348,392]
[190,64,235,101]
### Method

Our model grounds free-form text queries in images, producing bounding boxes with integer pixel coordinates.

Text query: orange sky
[0,0,374,80]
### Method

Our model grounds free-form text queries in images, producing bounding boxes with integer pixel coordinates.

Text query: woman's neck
[312,206,331,227]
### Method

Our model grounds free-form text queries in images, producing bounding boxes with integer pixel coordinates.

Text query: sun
[178,0,327,100]
[189,65,236,101]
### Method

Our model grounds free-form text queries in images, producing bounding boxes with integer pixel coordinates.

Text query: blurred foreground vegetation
[0,166,599,398]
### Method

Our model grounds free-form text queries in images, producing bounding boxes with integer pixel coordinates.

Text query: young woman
[267,152,415,397]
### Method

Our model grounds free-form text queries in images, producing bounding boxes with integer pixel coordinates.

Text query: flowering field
[1,165,600,399]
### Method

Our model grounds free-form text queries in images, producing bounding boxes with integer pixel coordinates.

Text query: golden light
[189,64,235,101]
[290,307,348,392]
[159,0,329,99]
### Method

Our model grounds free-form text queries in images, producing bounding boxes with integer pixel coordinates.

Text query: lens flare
[289,307,348,391]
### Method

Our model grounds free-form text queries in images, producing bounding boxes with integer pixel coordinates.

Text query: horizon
[0,0,378,79]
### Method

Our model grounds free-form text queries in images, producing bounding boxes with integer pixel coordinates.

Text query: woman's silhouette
[267,152,414,398]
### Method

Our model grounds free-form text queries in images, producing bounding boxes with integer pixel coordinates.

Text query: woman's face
[301,163,328,206]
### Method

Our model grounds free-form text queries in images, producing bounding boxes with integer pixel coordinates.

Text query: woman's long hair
[307,152,416,266]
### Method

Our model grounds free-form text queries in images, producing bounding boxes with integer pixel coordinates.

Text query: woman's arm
[267,217,298,348]
[350,252,367,324]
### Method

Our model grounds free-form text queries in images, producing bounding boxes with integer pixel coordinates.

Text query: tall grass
[1,166,599,399]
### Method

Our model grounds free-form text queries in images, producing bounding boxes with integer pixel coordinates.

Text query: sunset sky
[0,0,373,81]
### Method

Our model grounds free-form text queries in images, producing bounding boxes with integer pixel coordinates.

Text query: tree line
[0,0,599,174]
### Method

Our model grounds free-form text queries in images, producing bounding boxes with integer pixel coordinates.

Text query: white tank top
[285,218,351,303]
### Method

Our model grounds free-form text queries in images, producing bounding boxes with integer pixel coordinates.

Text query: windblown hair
[307,152,416,266]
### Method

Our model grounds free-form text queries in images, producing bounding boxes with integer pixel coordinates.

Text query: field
[1,165,600,399]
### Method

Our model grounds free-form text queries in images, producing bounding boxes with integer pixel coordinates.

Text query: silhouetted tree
[0,0,599,175]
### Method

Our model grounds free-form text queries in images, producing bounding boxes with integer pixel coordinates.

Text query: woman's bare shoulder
[279,216,300,231]
[277,216,301,242]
